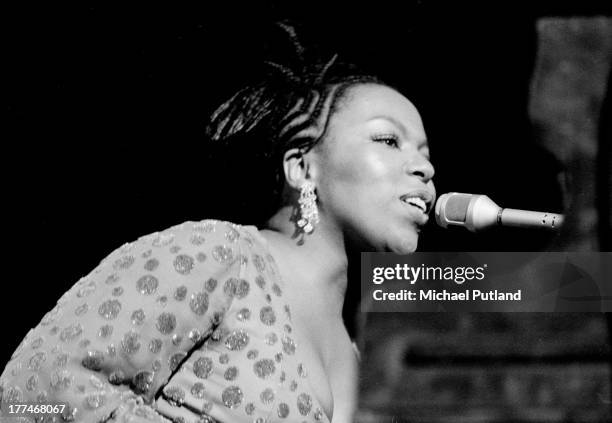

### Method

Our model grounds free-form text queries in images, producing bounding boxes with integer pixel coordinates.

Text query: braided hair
[206,22,385,223]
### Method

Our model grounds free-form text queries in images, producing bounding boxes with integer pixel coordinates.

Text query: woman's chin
[387,233,419,255]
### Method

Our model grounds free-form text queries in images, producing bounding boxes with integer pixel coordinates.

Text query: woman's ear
[282,148,316,190]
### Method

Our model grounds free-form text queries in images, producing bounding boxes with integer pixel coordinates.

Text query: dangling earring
[297,181,319,234]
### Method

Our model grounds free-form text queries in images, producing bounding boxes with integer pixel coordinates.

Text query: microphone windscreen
[444,193,471,222]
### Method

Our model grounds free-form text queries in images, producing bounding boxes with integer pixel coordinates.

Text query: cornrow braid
[205,23,385,223]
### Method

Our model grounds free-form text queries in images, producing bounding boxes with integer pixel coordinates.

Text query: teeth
[403,196,427,212]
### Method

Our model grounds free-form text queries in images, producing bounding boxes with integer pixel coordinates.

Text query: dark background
[4,1,611,407]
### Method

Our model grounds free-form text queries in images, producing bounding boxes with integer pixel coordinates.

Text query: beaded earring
[296,181,319,234]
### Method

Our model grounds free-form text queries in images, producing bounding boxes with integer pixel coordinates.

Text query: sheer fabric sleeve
[0,220,242,422]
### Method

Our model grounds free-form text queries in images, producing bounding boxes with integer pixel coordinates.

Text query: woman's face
[312,84,435,254]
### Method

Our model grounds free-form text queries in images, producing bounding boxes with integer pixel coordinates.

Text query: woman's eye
[373,135,399,148]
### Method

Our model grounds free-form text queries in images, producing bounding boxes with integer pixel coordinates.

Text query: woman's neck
[260,205,348,317]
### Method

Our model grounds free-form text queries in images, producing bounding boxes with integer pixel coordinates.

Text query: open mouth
[401,196,428,213]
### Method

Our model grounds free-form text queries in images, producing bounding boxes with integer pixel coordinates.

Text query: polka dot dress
[0,221,330,422]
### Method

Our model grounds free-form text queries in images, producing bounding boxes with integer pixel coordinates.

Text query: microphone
[435,192,564,232]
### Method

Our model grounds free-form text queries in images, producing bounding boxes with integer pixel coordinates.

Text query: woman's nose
[404,154,435,182]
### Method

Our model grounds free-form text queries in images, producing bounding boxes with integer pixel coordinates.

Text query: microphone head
[435,193,500,232]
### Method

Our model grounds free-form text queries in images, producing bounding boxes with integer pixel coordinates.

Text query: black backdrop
[4,2,610,366]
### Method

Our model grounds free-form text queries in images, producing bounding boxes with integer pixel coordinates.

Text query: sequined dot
[314,408,323,420]
[225,330,249,351]
[108,370,126,384]
[272,284,283,297]
[107,344,117,356]
[169,245,181,254]
[79,339,91,348]
[277,402,290,418]
[29,337,44,349]
[212,245,234,264]
[190,234,206,245]
[174,285,187,301]
[25,374,39,391]
[265,333,278,345]
[131,371,154,395]
[121,331,141,355]
[136,275,159,295]
[204,278,217,292]
[61,404,77,422]
[202,401,213,414]
[60,323,83,342]
[222,386,243,409]
[297,393,312,416]
[98,324,113,338]
[142,249,152,258]
[253,255,266,272]
[105,274,120,285]
[297,363,307,378]
[157,295,168,306]
[169,352,187,371]
[54,353,68,367]
[255,275,266,289]
[275,353,283,363]
[152,359,162,371]
[49,326,59,336]
[284,305,292,320]
[223,278,237,296]
[284,324,292,334]
[193,357,213,379]
[245,403,255,416]
[113,255,135,270]
[225,227,240,242]
[211,326,229,342]
[112,286,124,296]
[144,258,159,271]
[195,221,216,232]
[164,386,186,406]
[235,279,250,299]
[260,388,275,405]
[290,380,298,392]
[50,369,73,391]
[85,392,106,409]
[75,303,89,316]
[27,351,47,371]
[280,371,286,383]
[81,350,104,371]
[260,306,276,326]
[98,299,122,320]
[191,382,206,399]
[224,366,239,381]
[265,294,272,303]
[253,359,276,379]
[131,309,146,325]
[36,390,48,402]
[234,308,250,322]
[219,354,229,364]
[153,233,175,247]
[174,254,195,275]
[188,329,202,343]
[172,334,183,346]
[156,312,177,334]
[4,386,23,403]
[247,350,259,360]
[149,338,163,353]
[196,252,207,263]
[189,292,209,315]
[282,336,296,355]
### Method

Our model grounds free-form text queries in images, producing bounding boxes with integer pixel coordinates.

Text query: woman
[0,28,435,423]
